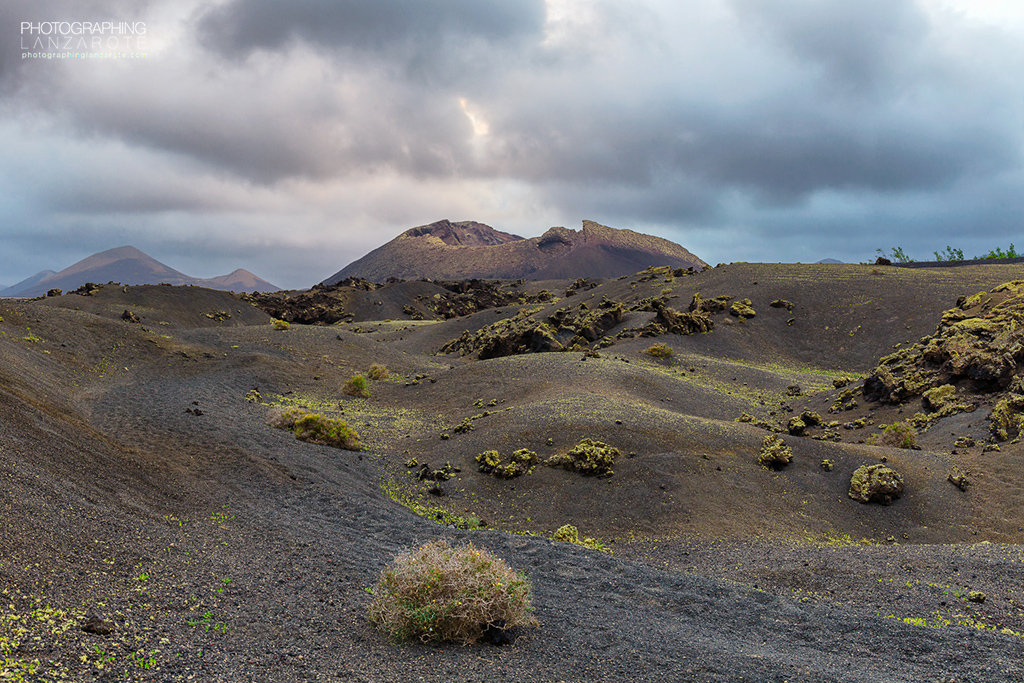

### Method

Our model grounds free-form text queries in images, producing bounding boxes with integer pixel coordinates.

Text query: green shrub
[547,438,620,476]
[272,319,290,330]
[868,421,917,449]
[267,407,309,430]
[267,407,361,451]
[977,244,1019,260]
[293,413,361,450]
[368,363,390,380]
[475,450,501,473]
[758,435,793,469]
[645,342,673,359]
[552,524,610,552]
[344,374,370,398]
[494,449,538,479]
[933,246,964,262]
[367,540,537,645]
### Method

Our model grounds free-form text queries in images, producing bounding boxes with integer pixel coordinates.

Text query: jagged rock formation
[863,280,1024,440]
[325,219,707,283]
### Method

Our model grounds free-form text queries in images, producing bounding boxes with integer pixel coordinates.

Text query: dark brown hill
[9,246,279,297]
[325,219,707,283]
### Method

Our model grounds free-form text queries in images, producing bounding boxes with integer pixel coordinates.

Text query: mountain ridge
[326,219,707,283]
[4,246,279,297]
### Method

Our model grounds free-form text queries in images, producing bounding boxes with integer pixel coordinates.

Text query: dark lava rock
[82,614,115,636]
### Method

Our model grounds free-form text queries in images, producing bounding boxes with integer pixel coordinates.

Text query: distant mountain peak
[4,247,279,297]
[400,219,523,247]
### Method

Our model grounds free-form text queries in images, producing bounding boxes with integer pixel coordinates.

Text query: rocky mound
[863,280,1024,440]
[324,219,707,283]
[245,277,555,325]
[440,292,712,359]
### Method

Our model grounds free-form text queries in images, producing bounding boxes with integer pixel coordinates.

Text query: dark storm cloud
[732,0,930,92]
[197,0,546,81]
[1,0,1023,286]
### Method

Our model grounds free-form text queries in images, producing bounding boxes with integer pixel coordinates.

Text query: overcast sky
[1,0,1022,289]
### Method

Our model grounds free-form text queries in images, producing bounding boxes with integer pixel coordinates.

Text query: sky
[1,0,1022,289]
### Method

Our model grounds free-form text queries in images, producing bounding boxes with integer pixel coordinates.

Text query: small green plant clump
[452,418,474,434]
[758,435,793,469]
[547,438,620,476]
[867,421,917,449]
[272,319,290,330]
[978,244,1019,260]
[476,450,501,473]
[948,466,970,491]
[367,363,390,380]
[551,524,609,552]
[476,449,539,478]
[877,247,914,263]
[367,540,537,645]
[267,407,361,451]
[645,342,674,359]
[344,374,370,398]
[934,246,965,262]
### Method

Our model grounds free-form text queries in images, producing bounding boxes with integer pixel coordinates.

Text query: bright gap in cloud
[458,97,490,136]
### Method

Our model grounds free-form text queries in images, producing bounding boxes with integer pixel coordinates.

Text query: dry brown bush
[367,540,537,645]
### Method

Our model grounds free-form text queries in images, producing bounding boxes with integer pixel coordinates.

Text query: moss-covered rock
[494,449,539,479]
[829,388,859,413]
[787,417,807,436]
[922,384,955,411]
[990,393,1024,441]
[547,438,620,477]
[690,293,732,314]
[848,464,904,505]
[948,466,970,491]
[475,450,501,473]
[864,281,1024,406]
[758,435,793,469]
[729,299,756,319]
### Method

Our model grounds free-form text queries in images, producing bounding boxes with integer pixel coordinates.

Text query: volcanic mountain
[324,219,707,283]
[5,246,279,297]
